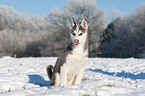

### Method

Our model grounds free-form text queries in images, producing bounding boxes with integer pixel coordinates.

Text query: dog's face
[70,18,88,46]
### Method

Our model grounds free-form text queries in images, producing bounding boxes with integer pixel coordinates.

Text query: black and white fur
[46,18,88,88]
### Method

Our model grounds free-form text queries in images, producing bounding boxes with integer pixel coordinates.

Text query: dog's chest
[65,48,88,76]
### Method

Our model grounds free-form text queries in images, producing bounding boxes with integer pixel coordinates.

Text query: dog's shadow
[28,74,50,88]
[89,69,145,80]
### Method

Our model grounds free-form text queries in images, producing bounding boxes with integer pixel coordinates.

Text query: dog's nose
[75,39,79,43]
[73,39,79,45]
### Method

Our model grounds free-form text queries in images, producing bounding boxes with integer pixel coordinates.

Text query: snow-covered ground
[0,56,145,96]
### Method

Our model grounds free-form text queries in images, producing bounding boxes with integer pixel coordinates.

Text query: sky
[0,0,145,16]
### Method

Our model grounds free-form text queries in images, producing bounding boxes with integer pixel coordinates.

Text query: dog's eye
[79,33,83,36]
[72,33,76,36]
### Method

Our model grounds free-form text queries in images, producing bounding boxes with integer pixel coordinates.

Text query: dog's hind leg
[60,65,68,87]
[54,73,60,87]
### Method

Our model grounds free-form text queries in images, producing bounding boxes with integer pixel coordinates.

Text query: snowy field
[0,56,145,96]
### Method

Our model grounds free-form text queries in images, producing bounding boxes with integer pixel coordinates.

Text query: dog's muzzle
[73,39,79,45]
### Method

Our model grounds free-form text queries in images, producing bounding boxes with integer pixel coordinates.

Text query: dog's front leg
[74,66,85,84]
[60,65,68,87]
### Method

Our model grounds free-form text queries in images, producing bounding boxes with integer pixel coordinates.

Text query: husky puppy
[46,18,88,88]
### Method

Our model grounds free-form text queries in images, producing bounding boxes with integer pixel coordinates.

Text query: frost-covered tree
[99,3,145,58]
[43,0,106,57]
[0,5,48,57]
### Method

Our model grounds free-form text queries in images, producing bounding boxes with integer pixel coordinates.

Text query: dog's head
[70,18,88,46]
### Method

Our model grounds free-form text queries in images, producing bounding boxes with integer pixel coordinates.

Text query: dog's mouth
[73,39,79,45]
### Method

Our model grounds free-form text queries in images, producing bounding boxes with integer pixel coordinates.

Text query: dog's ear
[80,19,88,30]
[70,18,76,29]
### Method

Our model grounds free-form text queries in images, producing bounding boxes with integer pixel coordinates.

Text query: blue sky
[0,0,145,16]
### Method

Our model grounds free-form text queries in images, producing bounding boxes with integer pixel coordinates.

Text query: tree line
[0,0,145,58]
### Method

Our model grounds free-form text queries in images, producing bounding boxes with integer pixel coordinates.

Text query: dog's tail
[46,65,53,80]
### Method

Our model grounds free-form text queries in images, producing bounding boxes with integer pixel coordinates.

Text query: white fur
[52,54,87,87]
[55,73,60,87]
[59,65,67,87]
[59,50,88,87]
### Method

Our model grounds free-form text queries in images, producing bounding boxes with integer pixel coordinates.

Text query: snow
[0,56,145,96]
